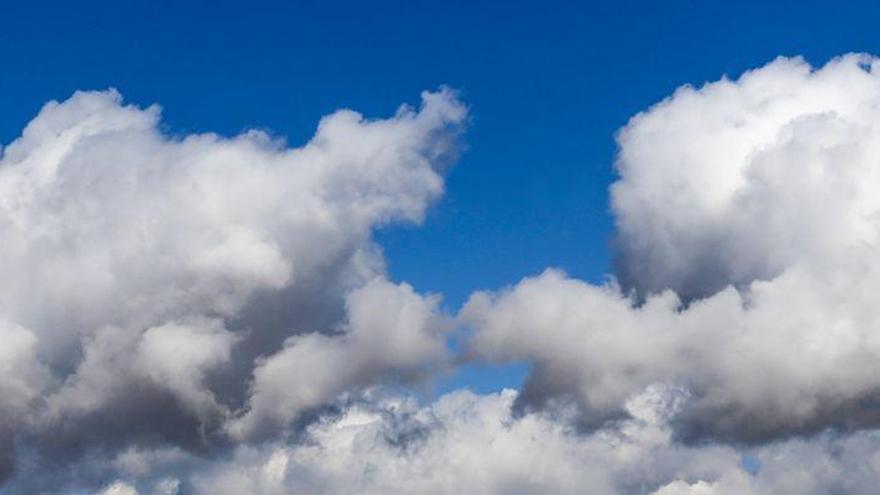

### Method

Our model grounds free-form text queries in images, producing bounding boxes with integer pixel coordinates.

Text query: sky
[6,1,880,494]
[5,0,880,307]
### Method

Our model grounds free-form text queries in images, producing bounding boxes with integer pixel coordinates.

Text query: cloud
[464,265,880,442]
[612,53,880,300]
[464,54,880,443]
[135,319,239,420]
[0,320,49,482]
[228,277,449,440]
[66,388,880,495]
[0,87,466,488]
[4,53,880,494]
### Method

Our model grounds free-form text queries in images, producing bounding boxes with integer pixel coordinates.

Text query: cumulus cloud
[464,264,880,442]
[5,53,880,494]
[228,278,448,440]
[612,53,880,300]
[61,388,880,495]
[0,87,465,488]
[464,53,880,445]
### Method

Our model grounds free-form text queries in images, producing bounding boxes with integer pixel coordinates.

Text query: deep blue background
[3,0,880,393]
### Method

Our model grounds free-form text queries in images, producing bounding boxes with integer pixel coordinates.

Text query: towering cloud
[465,54,880,444]
[0,88,465,490]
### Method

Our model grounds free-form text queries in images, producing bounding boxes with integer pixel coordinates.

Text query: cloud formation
[5,53,880,494]
[0,87,464,489]
[465,54,880,444]
[612,54,880,300]
[58,388,880,495]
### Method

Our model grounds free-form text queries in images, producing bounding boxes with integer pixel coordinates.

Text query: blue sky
[3,0,880,396]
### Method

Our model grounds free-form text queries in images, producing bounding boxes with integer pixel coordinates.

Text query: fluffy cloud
[612,53,880,300]
[464,54,880,445]
[0,87,465,488]
[228,278,448,440]
[74,388,880,495]
[464,264,880,442]
[5,53,880,494]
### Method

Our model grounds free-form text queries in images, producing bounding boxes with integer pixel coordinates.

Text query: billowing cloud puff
[612,53,880,300]
[229,278,448,440]
[464,264,880,442]
[0,87,465,487]
[464,54,880,444]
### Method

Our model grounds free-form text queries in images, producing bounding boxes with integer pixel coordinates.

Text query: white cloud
[464,54,880,443]
[612,53,880,299]
[0,87,466,488]
[463,263,880,441]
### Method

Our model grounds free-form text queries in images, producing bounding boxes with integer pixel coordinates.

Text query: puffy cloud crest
[612,53,880,299]
[228,278,448,441]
